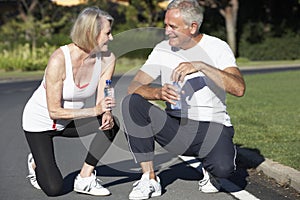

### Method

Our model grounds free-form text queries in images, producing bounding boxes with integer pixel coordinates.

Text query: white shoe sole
[129,191,162,200]
[74,188,110,196]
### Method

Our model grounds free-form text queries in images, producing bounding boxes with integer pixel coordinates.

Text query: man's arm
[128,70,180,104]
[128,70,159,100]
[171,62,246,97]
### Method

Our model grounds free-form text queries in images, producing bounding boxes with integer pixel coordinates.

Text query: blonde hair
[70,7,114,51]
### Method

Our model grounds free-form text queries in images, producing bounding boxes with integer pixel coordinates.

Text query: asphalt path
[0,68,299,200]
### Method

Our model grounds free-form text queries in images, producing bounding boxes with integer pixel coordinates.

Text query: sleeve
[140,48,161,80]
[216,41,237,70]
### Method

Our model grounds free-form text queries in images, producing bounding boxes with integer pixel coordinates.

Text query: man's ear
[190,22,199,35]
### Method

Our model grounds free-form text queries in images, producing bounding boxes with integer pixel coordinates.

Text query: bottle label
[171,82,181,110]
[104,81,115,110]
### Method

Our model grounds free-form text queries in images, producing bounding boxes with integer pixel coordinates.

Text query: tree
[1,0,70,53]
[199,0,239,55]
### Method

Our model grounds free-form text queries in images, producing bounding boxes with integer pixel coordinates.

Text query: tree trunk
[220,0,239,55]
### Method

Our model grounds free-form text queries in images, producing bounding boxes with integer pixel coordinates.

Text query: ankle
[149,171,157,181]
[80,163,95,178]
[32,163,36,171]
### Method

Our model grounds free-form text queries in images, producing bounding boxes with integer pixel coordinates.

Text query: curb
[237,147,300,193]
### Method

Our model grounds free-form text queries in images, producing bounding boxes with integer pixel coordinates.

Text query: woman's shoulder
[49,46,65,63]
[101,50,116,63]
[46,47,66,75]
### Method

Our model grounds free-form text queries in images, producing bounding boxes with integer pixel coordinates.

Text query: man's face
[164,9,192,49]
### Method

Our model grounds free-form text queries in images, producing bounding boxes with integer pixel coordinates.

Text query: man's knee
[210,163,235,178]
[122,94,145,109]
[121,94,150,125]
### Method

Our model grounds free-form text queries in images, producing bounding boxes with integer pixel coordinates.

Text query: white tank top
[22,45,102,132]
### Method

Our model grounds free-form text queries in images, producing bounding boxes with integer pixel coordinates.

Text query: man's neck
[181,33,203,50]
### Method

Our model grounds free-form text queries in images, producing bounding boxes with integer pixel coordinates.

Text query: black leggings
[24,115,119,196]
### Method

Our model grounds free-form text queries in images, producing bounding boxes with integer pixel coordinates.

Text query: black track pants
[122,94,236,178]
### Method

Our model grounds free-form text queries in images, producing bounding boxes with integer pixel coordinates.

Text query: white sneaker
[74,170,110,196]
[198,168,220,193]
[129,172,162,200]
[26,153,41,190]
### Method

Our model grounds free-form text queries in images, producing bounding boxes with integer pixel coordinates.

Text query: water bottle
[171,81,181,110]
[104,80,115,109]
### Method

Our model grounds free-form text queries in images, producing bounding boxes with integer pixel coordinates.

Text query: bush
[239,29,300,61]
[0,43,55,72]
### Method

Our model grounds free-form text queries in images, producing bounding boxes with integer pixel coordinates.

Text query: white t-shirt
[22,45,102,132]
[140,34,237,126]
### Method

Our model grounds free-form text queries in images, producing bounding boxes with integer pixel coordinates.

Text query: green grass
[0,70,44,80]
[227,70,300,170]
[115,57,145,75]
[237,58,300,68]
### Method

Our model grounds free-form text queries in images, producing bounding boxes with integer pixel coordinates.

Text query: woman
[22,7,118,197]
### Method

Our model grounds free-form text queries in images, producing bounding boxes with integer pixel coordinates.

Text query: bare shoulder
[48,48,65,68]
[46,48,65,80]
[102,50,116,64]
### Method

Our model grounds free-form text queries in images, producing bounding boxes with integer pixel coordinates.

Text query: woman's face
[96,19,113,52]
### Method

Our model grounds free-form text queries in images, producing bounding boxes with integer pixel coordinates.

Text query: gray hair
[167,0,204,32]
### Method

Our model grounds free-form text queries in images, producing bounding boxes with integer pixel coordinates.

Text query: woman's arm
[96,51,116,105]
[96,51,116,130]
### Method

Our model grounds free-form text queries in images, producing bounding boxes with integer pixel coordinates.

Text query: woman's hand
[99,112,114,130]
[94,97,115,116]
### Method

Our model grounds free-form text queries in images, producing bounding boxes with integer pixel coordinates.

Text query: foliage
[239,28,300,60]
[0,43,55,71]
[0,0,300,71]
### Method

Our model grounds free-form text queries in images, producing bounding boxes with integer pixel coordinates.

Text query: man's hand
[161,83,181,105]
[171,62,199,82]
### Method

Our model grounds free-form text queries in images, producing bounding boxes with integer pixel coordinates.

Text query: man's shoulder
[154,39,171,50]
[202,34,228,46]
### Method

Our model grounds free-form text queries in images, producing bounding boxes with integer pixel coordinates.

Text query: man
[121,0,246,199]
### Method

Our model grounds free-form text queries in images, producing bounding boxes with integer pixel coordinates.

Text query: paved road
[0,72,298,200]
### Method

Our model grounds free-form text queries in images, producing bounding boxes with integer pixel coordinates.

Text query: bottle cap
[106,80,112,85]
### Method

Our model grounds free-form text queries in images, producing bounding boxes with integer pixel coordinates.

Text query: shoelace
[26,174,38,184]
[132,179,154,193]
[199,168,210,187]
[198,177,209,187]
[86,176,104,190]
[94,178,104,189]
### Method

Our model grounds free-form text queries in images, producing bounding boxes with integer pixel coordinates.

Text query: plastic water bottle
[171,82,181,110]
[104,80,115,109]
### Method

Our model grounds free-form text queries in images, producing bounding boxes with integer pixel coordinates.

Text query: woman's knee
[37,168,64,196]
[41,180,63,197]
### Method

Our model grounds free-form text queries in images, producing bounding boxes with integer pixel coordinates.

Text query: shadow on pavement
[52,146,266,196]
[225,145,265,192]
